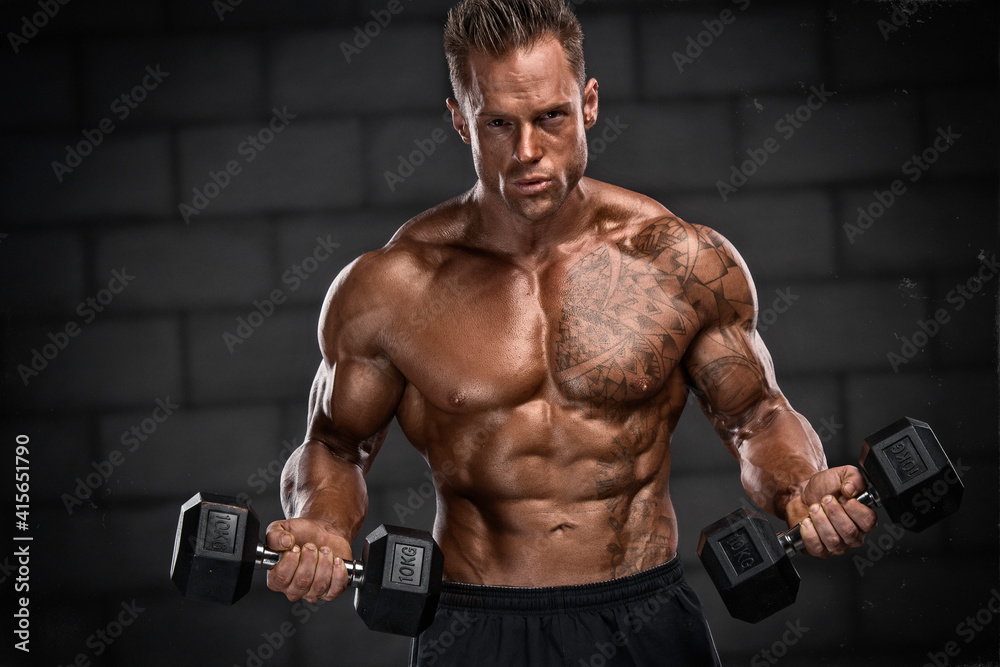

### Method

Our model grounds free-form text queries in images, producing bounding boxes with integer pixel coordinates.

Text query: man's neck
[466,179,594,264]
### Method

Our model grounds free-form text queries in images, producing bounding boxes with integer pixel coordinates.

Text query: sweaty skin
[266,37,876,603]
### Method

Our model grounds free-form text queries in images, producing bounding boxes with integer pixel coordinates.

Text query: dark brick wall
[1,1,997,666]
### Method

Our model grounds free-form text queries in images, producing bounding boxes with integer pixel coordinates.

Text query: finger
[797,516,830,559]
[324,556,351,601]
[286,543,320,602]
[808,500,846,556]
[265,522,296,552]
[267,544,301,596]
[820,495,863,550]
[304,546,336,603]
[838,467,868,499]
[842,497,879,534]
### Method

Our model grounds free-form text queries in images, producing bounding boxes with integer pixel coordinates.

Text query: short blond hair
[443,0,586,103]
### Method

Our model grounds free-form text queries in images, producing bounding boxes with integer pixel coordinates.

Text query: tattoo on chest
[554,218,707,417]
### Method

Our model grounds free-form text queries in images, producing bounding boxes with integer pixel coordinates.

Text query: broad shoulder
[318,197,470,351]
[581,181,757,326]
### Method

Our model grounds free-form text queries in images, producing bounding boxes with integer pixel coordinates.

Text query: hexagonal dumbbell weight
[170,492,443,637]
[697,417,963,623]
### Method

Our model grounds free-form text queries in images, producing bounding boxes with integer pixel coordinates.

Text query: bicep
[305,259,406,473]
[305,355,404,473]
[681,225,783,449]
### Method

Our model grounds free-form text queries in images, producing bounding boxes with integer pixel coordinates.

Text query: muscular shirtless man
[265,1,877,664]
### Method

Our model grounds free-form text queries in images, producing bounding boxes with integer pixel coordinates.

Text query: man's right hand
[265,518,355,603]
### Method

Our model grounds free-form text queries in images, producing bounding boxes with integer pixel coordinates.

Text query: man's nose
[513,124,543,164]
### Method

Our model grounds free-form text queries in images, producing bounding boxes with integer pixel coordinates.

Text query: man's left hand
[786,465,878,558]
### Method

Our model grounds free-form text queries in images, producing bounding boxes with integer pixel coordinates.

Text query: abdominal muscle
[399,390,681,587]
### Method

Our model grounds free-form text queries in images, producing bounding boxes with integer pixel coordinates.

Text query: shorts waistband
[437,558,684,613]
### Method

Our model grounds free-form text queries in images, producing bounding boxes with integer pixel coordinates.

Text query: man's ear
[582,78,599,130]
[446,98,471,144]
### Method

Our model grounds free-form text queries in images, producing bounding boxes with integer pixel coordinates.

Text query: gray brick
[0,131,173,222]
[187,307,319,403]
[367,113,476,208]
[177,119,364,216]
[358,0,456,19]
[269,24,448,115]
[846,371,997,457]
[736,92,919,186]
[97,404,283,498]
[168,0,350,28]
[758,280,927,373]
[924,87,1000,178]
[933,265,998,368]
[840,185,998,275]
[586,101,734,192]
[0,230,85,313]
[580,13,636,101]
[668,190,836,280]
[82,35,263,123]
[273,213,403,304]
[0,42,76,127]
[641,8,823,97]
[95,220,276,309]
[830,3,997,88]
[5,316,183,409]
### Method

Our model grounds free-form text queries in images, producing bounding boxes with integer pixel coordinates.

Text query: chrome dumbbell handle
[254,543,366,587]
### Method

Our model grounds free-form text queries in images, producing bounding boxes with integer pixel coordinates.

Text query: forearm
[280,440,369,542]
[735,404,827,522]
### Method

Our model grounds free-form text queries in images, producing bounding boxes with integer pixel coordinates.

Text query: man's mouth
[511,176,552,195]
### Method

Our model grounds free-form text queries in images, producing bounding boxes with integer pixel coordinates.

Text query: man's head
[443,0,599,224]
[444,0,586,107]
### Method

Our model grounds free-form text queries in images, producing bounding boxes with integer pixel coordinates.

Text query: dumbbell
[169,492,444,637]
[697,417,963,623]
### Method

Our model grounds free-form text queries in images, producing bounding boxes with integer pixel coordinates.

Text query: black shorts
[408,558,722,666]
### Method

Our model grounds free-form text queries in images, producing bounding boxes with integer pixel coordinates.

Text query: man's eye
[487,119,506,128]
[542,111,563,120]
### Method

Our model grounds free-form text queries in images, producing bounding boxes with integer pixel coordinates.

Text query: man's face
[449,37,598,223]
